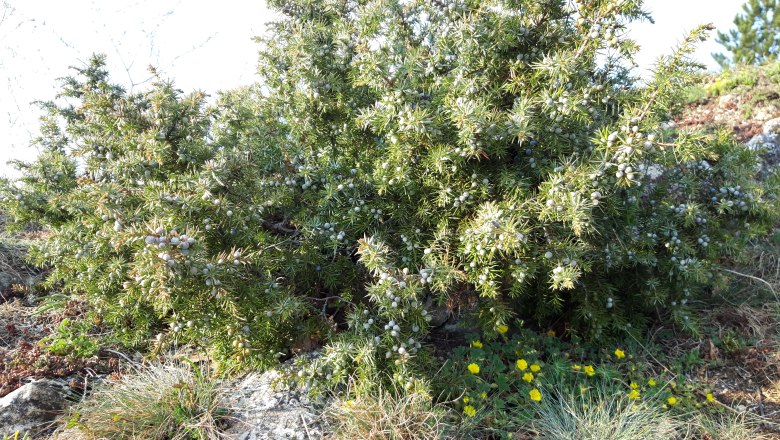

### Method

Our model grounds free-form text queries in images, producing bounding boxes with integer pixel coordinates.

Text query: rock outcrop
[225,358,327,440]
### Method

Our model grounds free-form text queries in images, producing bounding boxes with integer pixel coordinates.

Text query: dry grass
[326,382,465,440]
[65,360,229,440]
[692,411,775,440]
[0,239,31,296]
[725,233,780,303]
[0,211,44,303]
[752,246,780,289]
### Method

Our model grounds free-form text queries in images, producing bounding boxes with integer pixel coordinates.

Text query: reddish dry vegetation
[676,69,779,144]
[0,296,119,397]
[677,94,774,141]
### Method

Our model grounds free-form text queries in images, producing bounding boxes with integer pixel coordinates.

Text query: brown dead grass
[693,304,780,433]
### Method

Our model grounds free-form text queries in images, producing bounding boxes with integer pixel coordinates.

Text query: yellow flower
[614,348,625,359]
[630,382,639,390]
[497,324,509,334]
[522,372,534,383]
[529,388,542,402]
[547,329,556,337]
[572,364,581,371]
[667,396,677,406]
[471,340,483,348]
[467,363,480,374]
[516,359,528,371]
[463,405,476,417]
[628,389,640,400]
[530,363,541,372]
[706,393,715,403]
[647,379,657,387]
[480,391,487,399]
[463,397,470,403]
[583,365,595,376]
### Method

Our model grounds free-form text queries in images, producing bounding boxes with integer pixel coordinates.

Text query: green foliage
[0,57,315,368]
[679,61,780,102]
[767,60,780,82]
[714,0,780,67]
[680,84,709,105]
[1,0,776,379]
[43,318,100,358]
[686,61,780,122]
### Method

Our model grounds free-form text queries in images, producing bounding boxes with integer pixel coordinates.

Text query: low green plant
[680,85,709,105]
[33,293,71,316]
[68,360,228,440]
[434,326,721,436]
[767,61,780,83]
[716,328,749,354]
[705,66,760,95]
[42,318,100,358]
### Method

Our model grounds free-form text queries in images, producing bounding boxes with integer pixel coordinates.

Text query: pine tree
[714,0,780,67]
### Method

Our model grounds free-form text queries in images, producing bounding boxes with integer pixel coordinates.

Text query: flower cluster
[443,329,723,435]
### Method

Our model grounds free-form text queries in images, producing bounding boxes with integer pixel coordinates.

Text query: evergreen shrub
[1,0,776,379]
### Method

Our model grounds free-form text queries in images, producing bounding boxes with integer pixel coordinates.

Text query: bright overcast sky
[0,0,744,178]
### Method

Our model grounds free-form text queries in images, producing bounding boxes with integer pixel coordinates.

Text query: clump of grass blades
[532,386,681,440]
[69,360,228,440]
[326,380,466,440]
[694,411,774,440]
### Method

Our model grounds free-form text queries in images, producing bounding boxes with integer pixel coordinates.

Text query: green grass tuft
[532,385,681,440]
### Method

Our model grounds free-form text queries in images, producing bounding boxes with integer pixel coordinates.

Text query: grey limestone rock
[747,131,780,174]
[0,379,75,437]
[226,360,327,440]
[747,132,779,151]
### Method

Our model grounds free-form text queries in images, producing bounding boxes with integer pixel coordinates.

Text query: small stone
[423,298,449,328]
[717,94,738,108]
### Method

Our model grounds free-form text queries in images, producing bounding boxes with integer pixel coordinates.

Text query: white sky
[0,0,744,178]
